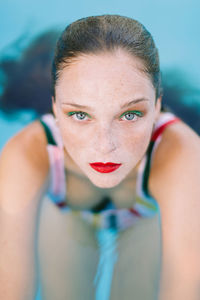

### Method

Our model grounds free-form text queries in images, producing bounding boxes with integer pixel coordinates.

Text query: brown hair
[52,15,162,99]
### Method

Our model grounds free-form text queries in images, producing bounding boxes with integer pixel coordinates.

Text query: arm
[0,122,49,300]
[149,122,200,300]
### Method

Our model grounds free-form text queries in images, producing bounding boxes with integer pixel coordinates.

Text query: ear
[52,96,57,118]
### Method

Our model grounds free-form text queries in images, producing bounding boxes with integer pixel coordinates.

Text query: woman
[0,15,200,300]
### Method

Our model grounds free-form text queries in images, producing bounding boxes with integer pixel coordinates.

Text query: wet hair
[52,14,163,99]
[0,30,59,115]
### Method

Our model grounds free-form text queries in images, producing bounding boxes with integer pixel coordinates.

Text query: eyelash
[67,111,91,121]
[66,110,143,122]
[119,110,143,121]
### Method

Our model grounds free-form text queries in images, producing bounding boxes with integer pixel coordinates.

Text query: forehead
[55,49,155,105]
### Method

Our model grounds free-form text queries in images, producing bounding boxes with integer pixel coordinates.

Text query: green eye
[120,110,143,121]
[67,111,91,121]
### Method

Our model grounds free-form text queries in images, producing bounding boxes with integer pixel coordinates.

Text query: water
[94,228,118,300]
[1,0,200,89]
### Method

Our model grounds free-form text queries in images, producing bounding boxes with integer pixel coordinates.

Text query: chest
[64,170,139,210]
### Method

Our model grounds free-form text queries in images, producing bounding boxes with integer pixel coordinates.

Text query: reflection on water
[94,228,118,300]
[35,288,41,300]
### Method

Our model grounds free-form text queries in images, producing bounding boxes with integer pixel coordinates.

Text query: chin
[88,175,123,189]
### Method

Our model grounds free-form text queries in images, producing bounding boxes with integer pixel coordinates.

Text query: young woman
[1,15,200,300]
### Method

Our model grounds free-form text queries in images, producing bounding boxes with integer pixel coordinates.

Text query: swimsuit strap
[129,112,180,221]
[39,114,67,207]
[39,119,57,146]
[40,114,63,147]
[138,112,180,200]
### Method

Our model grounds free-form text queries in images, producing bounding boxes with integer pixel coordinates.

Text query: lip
[89,162,122,173]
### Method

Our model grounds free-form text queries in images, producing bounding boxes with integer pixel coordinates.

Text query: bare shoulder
[151,119,200,165]
[0,120,49,169]
[0,120,49,212]
[149,119,200,202]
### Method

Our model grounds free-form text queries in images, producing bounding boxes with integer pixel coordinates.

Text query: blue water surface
[1,0,200,89]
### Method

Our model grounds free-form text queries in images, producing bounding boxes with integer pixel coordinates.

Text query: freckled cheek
[120,125,152,156]
[59,124,92,152]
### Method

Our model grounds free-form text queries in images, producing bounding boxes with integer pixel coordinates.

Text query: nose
[93,125,117,155]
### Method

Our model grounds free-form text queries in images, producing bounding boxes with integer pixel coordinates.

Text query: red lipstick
[89,162,122,173]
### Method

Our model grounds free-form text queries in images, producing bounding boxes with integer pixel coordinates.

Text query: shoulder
[149,118,200,203]
[0,120,49,168]
[0,120,49,212]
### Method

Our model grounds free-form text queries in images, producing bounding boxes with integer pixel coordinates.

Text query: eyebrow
[120,98,149,109]
[61,98,149,111]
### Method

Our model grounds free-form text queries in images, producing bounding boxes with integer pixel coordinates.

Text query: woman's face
[53,49,161,188]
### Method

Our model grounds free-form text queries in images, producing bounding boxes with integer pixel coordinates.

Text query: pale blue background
[0,0,200,148]
[1,0,199,84]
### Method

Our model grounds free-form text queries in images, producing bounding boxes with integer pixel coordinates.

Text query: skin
[51,50,200,298]
[53,49,161,192]
[1,48,200,300]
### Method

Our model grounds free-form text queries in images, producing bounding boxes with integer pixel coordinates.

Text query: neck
[63,147,143,209]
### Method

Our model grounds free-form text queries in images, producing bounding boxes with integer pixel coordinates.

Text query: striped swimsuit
[39,112,179,232]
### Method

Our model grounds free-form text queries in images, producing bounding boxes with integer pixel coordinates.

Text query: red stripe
[151,118,180,142]
[129,208,141,217]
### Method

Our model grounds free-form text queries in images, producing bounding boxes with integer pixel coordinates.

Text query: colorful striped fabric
[40,112,179,231]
